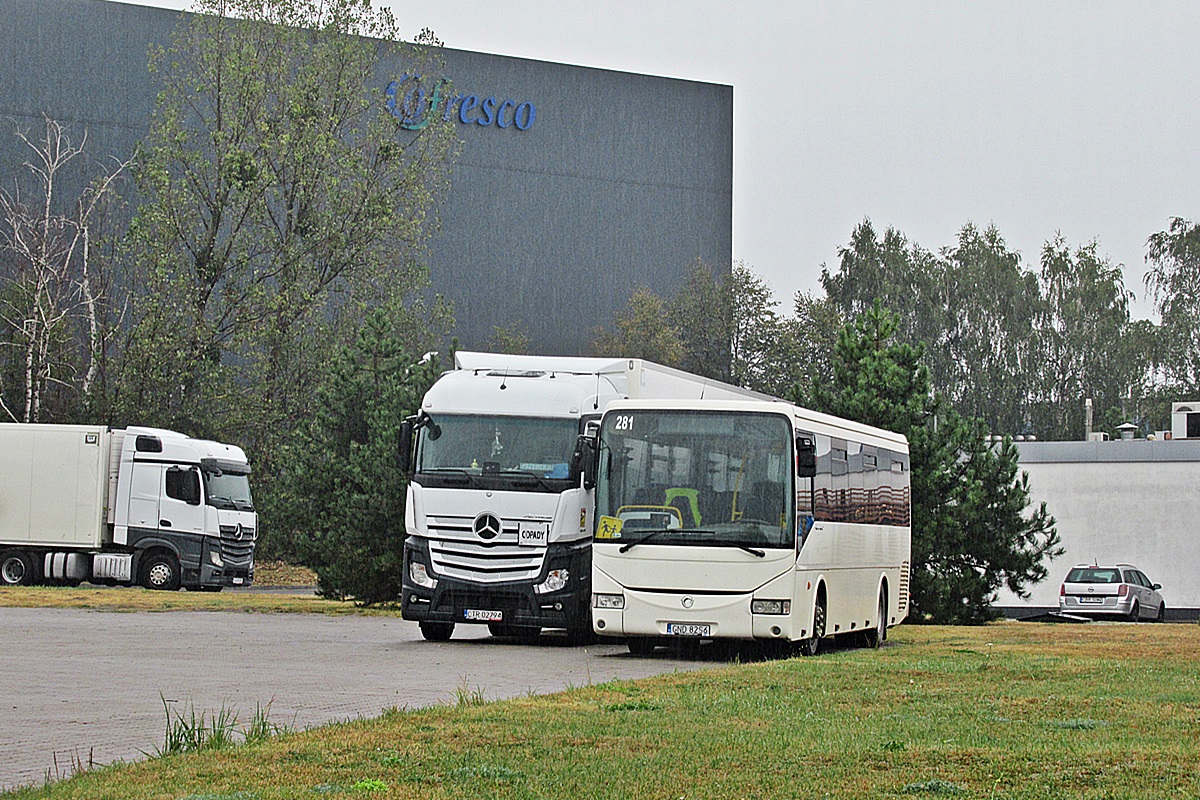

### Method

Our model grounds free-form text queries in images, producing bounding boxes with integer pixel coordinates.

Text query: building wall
[0,0,733,355]
[998,440,1200,614]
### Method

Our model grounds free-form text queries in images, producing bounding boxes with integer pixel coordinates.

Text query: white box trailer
[398,352,774,642]
[0,424,258,591]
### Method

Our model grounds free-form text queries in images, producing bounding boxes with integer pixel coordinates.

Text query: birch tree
[0,117,127,422]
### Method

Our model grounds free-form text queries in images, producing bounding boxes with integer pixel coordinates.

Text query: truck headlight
[535,568,569,594]
[209,549,224,567]
[409,562,437,589]
[751,599,791,615]
[593,593,625,609]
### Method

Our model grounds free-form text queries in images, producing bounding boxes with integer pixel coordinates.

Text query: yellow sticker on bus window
[579,508,587,531]
[596,515,623,539]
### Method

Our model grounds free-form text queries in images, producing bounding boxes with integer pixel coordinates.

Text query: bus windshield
[595,410,794,550]
[417,414,579,480]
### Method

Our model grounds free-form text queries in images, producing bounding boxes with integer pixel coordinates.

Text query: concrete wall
[998,440,1200,614]
[0,0,732,355]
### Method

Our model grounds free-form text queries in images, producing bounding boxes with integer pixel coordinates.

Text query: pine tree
[814,301,1061,624]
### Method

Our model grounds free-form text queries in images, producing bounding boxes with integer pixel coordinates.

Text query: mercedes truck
[397,351,768,642]
[0,424,257,591]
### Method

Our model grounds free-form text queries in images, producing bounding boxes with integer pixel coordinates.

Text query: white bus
[587,398,910,655]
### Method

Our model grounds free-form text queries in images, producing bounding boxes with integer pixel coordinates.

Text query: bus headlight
[409,562,437,589]
[593,593,625,609]
[535,568,569,594]
[751,599,791,615]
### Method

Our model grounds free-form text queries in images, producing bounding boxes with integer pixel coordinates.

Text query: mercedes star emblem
[474,513,502,541]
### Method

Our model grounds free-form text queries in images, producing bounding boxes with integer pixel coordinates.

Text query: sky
[121,0,1200,321]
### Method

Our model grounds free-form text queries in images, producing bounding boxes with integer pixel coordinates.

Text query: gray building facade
[1,0,733,354]
[996,439,1200,618]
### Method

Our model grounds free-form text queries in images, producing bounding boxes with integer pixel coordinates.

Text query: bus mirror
[398,418,415,474]
[796,436,816,478]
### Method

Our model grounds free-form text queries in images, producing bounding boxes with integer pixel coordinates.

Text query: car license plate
[464,609,503,622]
[519,521,550,547]
[1078,596,1103,604]
[666,623,710,637]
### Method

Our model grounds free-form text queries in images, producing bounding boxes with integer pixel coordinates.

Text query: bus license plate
[666,623,710,637]
[464,609,503,622]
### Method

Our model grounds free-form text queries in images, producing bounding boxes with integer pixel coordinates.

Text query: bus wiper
[618,528,714,553]
[734,544,766,558]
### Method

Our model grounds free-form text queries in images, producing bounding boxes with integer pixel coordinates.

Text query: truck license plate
[518,521,550,547]
[666,623,710,637]
[464,609,503,622]
[232,577,244,585]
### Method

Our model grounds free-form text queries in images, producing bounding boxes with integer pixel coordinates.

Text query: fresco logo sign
[386,74,536,132]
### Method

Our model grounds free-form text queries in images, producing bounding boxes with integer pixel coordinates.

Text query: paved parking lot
[1,607,718,791]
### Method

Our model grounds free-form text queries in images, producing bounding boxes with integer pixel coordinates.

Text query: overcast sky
[122,0,1200,320]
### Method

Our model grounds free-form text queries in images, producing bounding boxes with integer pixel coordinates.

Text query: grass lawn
[4,621,1198,799]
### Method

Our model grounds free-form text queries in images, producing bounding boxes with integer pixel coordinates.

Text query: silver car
[1059,564,1166,621]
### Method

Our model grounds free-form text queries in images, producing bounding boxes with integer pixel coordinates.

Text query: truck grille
[427,514,546,584]
[219,525,256,562]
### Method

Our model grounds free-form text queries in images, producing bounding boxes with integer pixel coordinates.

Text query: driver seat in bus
[664,487,702,527]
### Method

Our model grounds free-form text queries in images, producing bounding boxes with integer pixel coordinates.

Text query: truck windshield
[595,410,793,550]
[417,414,579,481]
[204,470,254,511]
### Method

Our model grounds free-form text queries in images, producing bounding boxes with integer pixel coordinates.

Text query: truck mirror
[398,418,415,474]
[796,436,817,478]
[574,434,598,490]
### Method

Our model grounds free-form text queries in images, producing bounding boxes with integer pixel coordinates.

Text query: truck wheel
[419,621,454,641]
[141,553,181,591]
[0,550,34,586]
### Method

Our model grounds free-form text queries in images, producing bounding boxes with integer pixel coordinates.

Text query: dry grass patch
[0,586,397,615]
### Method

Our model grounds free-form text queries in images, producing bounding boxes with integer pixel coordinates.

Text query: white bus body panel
[592,398,910,643]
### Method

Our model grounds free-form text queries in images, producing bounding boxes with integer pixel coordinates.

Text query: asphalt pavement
[1,606,720,791]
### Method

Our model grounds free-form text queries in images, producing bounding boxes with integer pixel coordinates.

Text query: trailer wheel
[141,553,181,591]
[0,550,34,586]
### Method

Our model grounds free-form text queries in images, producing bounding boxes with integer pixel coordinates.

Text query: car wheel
[1156,603,1166,623]
[799,599,827,657]
[419,621,454,641]
[140,553,180,591]
[1127,599,1140,622]
[0,550,35,586]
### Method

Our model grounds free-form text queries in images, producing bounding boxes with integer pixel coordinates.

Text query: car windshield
[1066,567,1122,584]
[417,414,578,479]
[595,410,793,550]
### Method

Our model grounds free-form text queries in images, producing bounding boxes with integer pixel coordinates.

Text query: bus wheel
[419,621,454,641]
[863,588,887,649]
[799,600,826,657]
[627,638,656,657]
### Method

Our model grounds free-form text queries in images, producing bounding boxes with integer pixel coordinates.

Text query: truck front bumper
[401,537,589,631]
